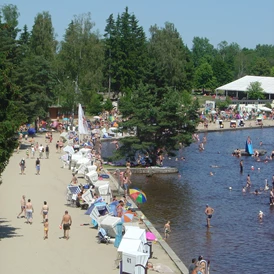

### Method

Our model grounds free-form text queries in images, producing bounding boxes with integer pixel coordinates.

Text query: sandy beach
[0,133,184,274]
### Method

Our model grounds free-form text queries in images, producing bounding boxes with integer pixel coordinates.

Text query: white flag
[78,104,89,134]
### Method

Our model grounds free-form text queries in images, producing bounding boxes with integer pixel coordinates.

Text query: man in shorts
[205,204,214,228]
[164,220,171,240]
[25,199,34,224]
[60,210,72,240]
[17,195,26,218]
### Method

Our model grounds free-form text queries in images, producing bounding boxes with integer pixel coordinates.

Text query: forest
[1,4,274,175]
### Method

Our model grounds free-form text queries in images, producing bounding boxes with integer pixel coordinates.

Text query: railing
[230,99,272,105]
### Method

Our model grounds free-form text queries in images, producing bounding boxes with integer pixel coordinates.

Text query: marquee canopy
[216,76,274,95]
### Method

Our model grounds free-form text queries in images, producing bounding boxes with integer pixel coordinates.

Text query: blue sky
[2,0,274,49]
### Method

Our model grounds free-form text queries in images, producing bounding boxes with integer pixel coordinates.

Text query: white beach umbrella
[210,110,217,114]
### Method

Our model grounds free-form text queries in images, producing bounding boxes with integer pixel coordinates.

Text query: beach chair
[98,183,112,204]
[67,186,81,206]
[85,170,99,184]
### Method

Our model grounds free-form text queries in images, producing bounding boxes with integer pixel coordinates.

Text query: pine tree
[117,84,200,165]
[0,5,26,180]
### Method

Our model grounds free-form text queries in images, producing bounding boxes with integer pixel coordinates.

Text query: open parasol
[129,188,147,203]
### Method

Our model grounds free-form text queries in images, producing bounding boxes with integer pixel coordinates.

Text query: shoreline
[106,170,189,274]
[196,119,274,133]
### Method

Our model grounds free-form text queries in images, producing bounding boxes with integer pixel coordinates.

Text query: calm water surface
[103,128,274,273]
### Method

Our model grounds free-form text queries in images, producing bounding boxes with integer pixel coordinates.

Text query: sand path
[0,135,118,274]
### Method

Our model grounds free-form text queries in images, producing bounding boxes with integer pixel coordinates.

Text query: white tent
[216,75,274,94]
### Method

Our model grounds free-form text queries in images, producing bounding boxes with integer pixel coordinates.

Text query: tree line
[1,4,274,173]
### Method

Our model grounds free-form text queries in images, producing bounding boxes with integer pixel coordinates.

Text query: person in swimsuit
[240,160,243,173]
[44,219,49,240]
[17,195,26,218]
[164,220,171,240]
[205,204,214,228]
[41,201,49,222]
[60,210,72,240]
[246,174,251,188]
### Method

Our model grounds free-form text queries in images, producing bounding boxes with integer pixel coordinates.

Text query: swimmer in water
[264,180,269,191]
[240,160,243,173]
[246,174,251,188]
[258,211,264,220]
[210,172,214,176]
[252,189,261,195]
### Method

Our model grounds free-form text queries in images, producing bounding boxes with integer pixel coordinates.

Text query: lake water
[103,128,274,273]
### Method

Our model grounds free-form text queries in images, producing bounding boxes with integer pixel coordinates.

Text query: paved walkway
[0,133,184,273]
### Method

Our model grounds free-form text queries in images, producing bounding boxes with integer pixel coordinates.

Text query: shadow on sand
[0,218,22,240]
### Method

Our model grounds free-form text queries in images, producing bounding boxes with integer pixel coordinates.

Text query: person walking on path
[60,210,72,240]
[205,204,214,228]
[44,219,49,240]
[39,144,44,159]
[25,199,34,224]
[41,201,49,222]
[164,220,171,240]
[17,195,26,218]
[45,145,49,159]
[19,158,26,175]
[35,158,40,175]
[31,145,35,158]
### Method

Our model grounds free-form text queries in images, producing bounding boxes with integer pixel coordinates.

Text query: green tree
[192,37,215,67]
[216,97,232,111]
[246,81,266,100]
[212,56,233,87]
[103,7,147,96]
[116,84,200,165]
[0,5,26,181]
[270,66,274,77]
[194,62,216,91]
[103,98,113,111]
[15,55,56,121]
[30,11,57,61]
[147,22,193,92]
[249,57,271,76]
[57,13,104,112]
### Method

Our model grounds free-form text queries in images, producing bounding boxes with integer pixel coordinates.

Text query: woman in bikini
[41,201,49,222]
